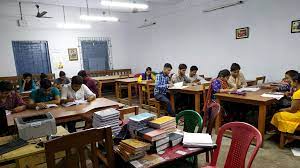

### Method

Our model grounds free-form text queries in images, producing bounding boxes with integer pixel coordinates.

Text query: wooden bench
[88,69,132,77]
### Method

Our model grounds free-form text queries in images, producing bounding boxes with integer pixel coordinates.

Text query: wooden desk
[92,75,128,97]
[169,84,209,113]
[115,78,138,106]
[0,126,68,168]
[7,98,124,127]
[215,89,277,145]
[137,81,155,107]
[125,144,214,168]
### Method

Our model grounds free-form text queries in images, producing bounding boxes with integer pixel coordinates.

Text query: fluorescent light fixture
[101,0,149,10]
[56,23,91,29]
[203,0,244,13]
[80,15,119,22]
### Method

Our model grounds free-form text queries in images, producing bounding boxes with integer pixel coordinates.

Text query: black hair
[218,69,231,78]
[297,73,300,84]
[71,76,83,85]
[178,64,187,70]
[0,81,13,92]
[285,70,299,81]
[40,79,52,90]
[59,71,66,77]
[230,63,241,72]
[190,66,198,71]
[40,73,47,80]
[146,67,152,72]
[78,70,88,78]
[23,72,32,79]
[164,63,172,69]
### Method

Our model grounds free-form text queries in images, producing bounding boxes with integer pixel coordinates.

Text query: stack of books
[117,139,151,161]
[135,127,170,153]
[149,116,176,134]
[128,113,156,137]
[92,108,121,136]
[182,132,213,148]
[168,132,183,147]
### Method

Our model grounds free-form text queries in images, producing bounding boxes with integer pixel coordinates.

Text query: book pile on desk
[117,139,151,161]
[149,116,176,134]
[128,113,156,137]
[92,108,121,136]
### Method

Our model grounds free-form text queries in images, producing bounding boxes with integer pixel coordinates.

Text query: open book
[62,100,88,107]
[237,87,260,92]
[169,82,188,90]
[261,92,284,100]
[183,132,214,147]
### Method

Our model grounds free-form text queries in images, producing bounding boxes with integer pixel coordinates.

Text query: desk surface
[0,126,68,163]
[215,88,275,104]
[129,144,212,168]
[116,78,138,83]
[7,98,124,126]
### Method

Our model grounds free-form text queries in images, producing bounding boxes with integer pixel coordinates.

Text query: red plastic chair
[203,122,262,168]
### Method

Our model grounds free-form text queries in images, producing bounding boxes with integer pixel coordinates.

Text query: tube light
[80,15,119,22]
[203,1,244,13]
[101,0,149,10]
[56,23,91,29]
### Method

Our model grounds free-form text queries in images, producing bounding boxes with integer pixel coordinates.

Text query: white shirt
[188,74,206,83]
[61,84,96,100]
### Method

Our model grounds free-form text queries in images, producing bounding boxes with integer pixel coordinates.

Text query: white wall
[129,0,300,81]
[0,1,132,77]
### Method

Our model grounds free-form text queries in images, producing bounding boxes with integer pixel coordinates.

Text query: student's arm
[227,76,237,89]
[279,99,300,113]
[60,86,74,104]
[19,80,25,92]
[31,80,37,90]
[240,73,247,87]
[151,74,156,81]
[213,80,235,93]
[12,105,26,113]
[137,75,143,83]
[45,88,61,105]
[83,84,96,102]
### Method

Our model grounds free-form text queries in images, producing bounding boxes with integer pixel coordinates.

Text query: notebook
[183,132,213,147]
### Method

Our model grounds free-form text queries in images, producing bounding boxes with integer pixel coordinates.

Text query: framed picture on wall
[236,27,249,39]
[68,48,78,61]
[291,20,300,33]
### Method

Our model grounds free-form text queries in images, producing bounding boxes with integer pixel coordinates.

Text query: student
[228,63,247,89]
[171,64,191,84]
[137,67,155,82]
[36,73,48,87]
[188,66,205,84]
[61,76,96,132]
[78,70,99,97]
[0,81,26,113]
[277,70,298,95]
[61,76,96,103]
[19,72,36,92]
[154,63,174,116]
[54,71,71,90]
[28,79,60,109]
[271,73,300,134]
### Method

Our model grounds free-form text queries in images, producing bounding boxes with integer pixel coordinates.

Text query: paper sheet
[261,93,284,100]
[291,148,300,156]
[169,82,188,89]
[238,87,260,92]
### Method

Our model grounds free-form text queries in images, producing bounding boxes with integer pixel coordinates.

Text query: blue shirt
[154,72,170,96]
[30,87,60,103]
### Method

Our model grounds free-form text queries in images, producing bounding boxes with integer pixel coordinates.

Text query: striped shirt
[154,72,170,96]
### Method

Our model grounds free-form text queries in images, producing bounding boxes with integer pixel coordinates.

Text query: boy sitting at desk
[61,75,96,103]
[171,64,191,84]
[188,65,205,85]
[54,71,71,90]
[61,76,96,132]
[28,79,61,109]
[154,63,175,117]
[228,63,247,89]
[0,81,26,113]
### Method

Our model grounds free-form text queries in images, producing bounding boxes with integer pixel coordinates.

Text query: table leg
[195,93,201,113]
[258,104,267,146]
[115,82,119,98]
[170,93,175,113]
[215,98,221,134]
[128,83,132,106]
[138,84,143,107]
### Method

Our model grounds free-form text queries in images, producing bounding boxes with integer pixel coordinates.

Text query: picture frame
[236,27,249,39]
[291,20,300,33]
[68,48,78,61]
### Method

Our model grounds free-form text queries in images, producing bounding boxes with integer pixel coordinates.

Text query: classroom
[0,0,300,167]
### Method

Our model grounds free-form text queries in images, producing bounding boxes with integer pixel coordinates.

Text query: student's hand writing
[36,103,47,109]
[229,88,237,92]
[87,96,95,102]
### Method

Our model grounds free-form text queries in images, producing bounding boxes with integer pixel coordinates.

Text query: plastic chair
[203,122,262,168]
[176,110,203,133]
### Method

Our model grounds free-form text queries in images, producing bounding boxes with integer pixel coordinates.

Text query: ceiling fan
[35,4,53,18]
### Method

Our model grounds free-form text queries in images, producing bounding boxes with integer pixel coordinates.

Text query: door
[12,41,52,75]
[81,40,109,71]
